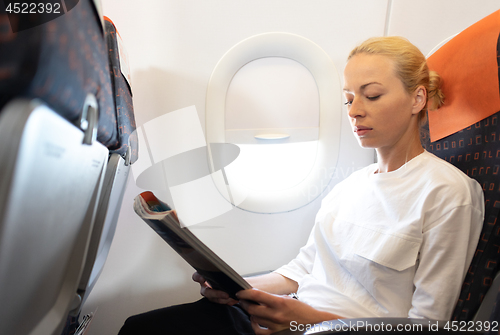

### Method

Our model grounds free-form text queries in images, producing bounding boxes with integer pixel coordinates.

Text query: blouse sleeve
[273,181,345,284]
[273,226,317,284]
[409,204,483,320]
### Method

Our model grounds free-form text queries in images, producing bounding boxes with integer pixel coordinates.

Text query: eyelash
[344,95,381,106]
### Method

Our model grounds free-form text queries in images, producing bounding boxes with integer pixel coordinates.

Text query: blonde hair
[348,36,444,121]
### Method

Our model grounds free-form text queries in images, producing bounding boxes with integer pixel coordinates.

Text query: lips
[353,126,373,136]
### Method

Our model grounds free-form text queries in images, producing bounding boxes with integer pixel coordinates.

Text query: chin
[356,138,377,149]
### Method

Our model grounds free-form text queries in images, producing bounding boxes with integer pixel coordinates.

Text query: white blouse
[275,151,484,321]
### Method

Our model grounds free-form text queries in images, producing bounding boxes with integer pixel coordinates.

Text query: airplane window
[225,57,319,131]
[205,32,341,213]
[224,57,319,192]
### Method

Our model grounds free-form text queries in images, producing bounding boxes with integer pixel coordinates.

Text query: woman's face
[343,53,422,153]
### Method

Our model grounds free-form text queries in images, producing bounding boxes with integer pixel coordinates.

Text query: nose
[347,97,365,119]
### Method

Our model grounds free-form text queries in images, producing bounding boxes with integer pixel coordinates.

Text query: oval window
[206,32,342,213]
[225,57,319,192]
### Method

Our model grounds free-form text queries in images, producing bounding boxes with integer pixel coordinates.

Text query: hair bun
[427,71,445,111]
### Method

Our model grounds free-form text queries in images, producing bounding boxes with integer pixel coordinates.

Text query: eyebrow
[343,81,382,92]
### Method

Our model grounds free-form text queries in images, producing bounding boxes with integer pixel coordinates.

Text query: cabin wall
[82,1,500,334]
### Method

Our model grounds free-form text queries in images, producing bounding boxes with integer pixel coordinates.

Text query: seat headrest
[427,9,500,142]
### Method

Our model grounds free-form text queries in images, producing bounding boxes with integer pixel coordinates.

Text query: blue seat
[0,1,137,334]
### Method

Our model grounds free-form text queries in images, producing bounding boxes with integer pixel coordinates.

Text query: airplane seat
[0,97,108,335]
[0,1,137,335]
[62,16,138,335]
[421,111,500,323]
[488,288,500,328]
[420,9,500,323]
[276,9,500,335]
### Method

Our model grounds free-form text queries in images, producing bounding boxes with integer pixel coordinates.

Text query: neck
[376,145,424,173]
[375,128,424,173]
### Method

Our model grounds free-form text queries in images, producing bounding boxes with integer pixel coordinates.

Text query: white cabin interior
[77,1,500,334]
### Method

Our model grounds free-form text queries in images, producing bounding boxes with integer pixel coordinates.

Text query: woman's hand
[192,272,239,306]
[237,288,340,334]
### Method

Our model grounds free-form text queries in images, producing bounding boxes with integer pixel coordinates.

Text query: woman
[118,36,484,335]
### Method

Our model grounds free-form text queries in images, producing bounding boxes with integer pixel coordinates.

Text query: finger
[192,272,206,284]
[237,288,278,306]
[239,299,276,320]
[216,297,239,306]
[250,317,273,335]
[202,287,229,300]
[225,298,239,306]
[201,286,239,305]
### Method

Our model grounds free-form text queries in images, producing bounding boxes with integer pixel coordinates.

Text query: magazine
[133,191,252,300]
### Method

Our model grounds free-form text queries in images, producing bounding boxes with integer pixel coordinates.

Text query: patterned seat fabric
[0,0,120,151]
[104,17,138,163]
[421,110,500,321]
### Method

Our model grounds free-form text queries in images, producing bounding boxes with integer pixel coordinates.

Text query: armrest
[275,317,486,334]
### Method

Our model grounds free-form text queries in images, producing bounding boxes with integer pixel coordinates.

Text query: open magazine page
[134,192,251,299]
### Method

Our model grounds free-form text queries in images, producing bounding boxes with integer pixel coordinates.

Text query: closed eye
[367,95,381,101]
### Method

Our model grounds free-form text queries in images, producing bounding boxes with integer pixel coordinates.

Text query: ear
[411,86,427,115]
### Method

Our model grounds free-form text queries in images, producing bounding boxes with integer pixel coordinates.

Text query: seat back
[0,99,108,335]
[421,112,500,321]
[488,285,500,327]
[73,152,130,313]
[64,16,137,323]
[421,9,500,321]
[0,0,117,149]
[0,2,137,333]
